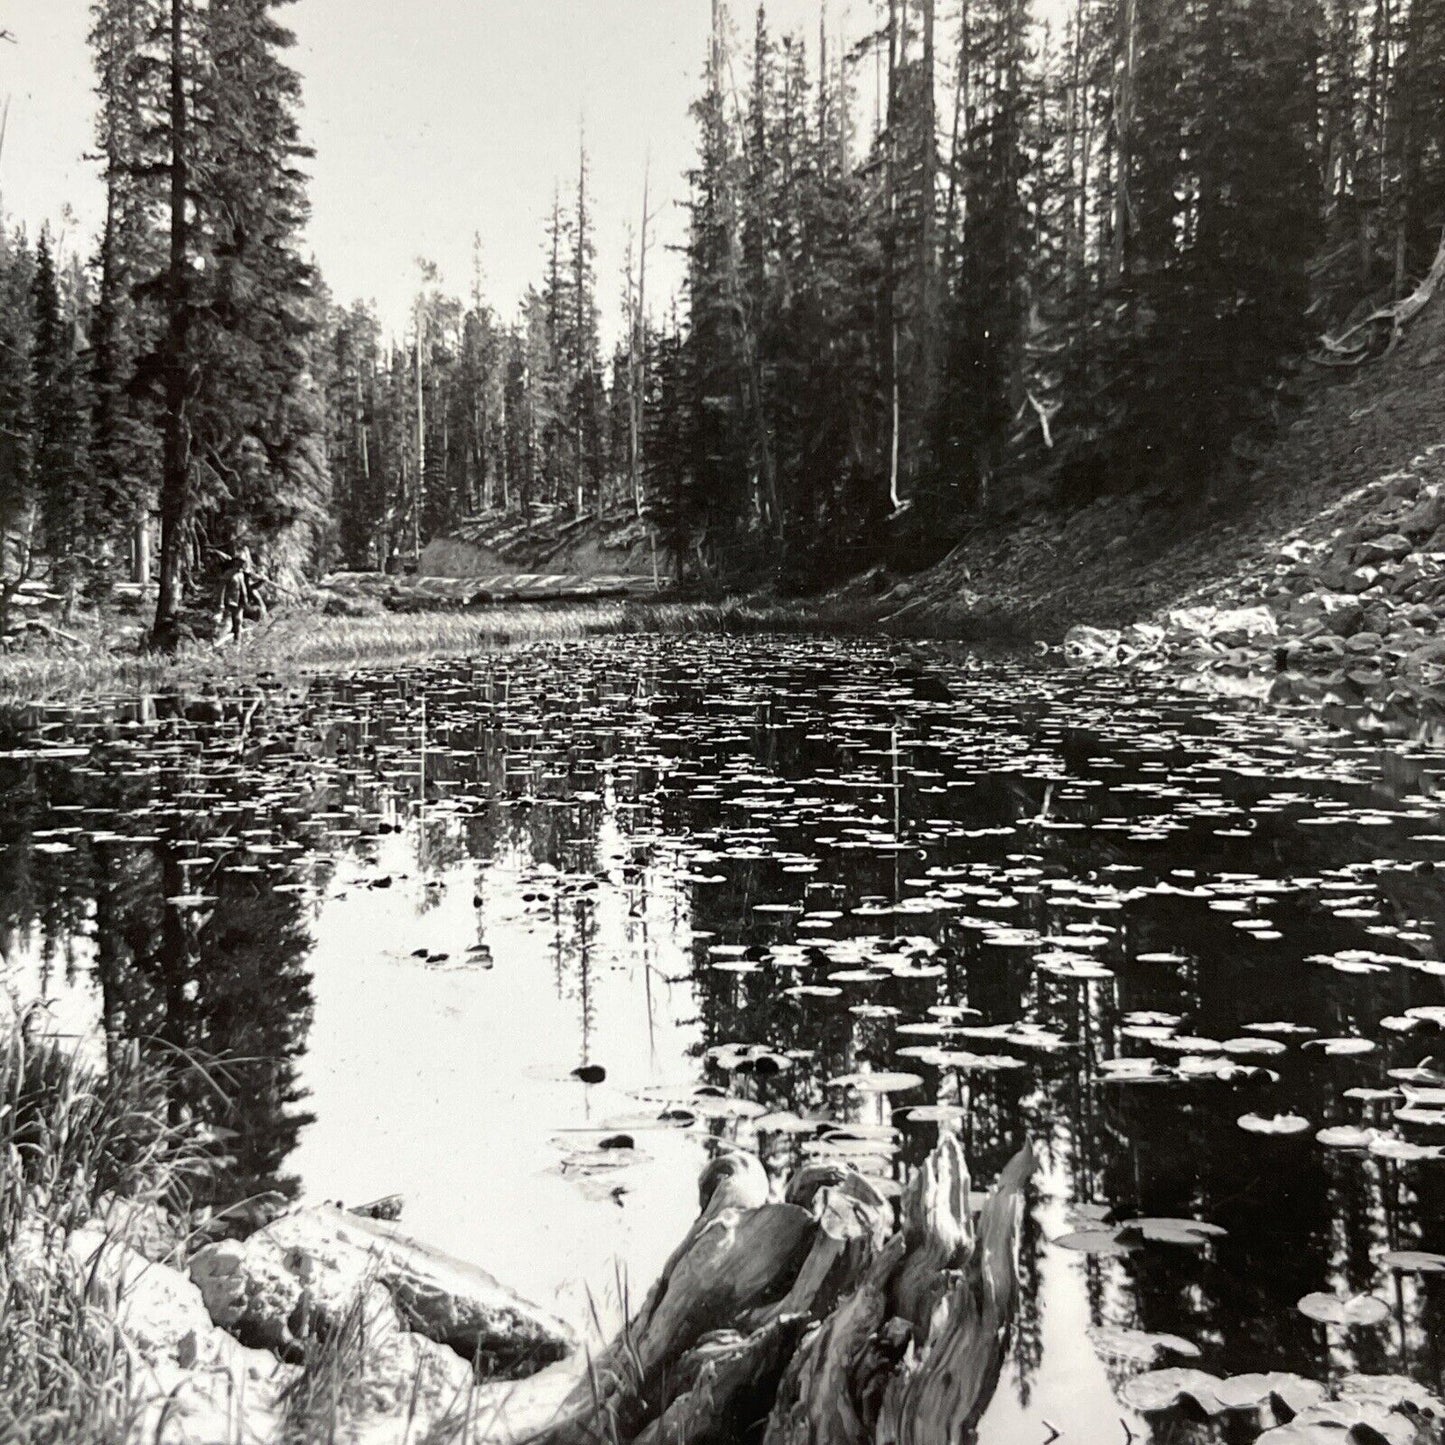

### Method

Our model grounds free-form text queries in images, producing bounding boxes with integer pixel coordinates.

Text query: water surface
[4,634,1444,1441]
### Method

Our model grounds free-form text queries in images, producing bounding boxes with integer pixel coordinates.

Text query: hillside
[419,506,663,581]
[851,299,1445,662]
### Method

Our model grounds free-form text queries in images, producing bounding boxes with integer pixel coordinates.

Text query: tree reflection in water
[1,636,1444,1440]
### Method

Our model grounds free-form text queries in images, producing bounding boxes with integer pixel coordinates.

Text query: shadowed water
[3,634,1444,1443]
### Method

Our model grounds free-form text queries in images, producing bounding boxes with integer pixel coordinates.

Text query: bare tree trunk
[942,0,969,287]
[153,0,191,648]
[134,516,150,587]
[886,0,902,514]
[714,0,781,540]
[918,0,938,423]
[414,322,425,561]
[1111,0,1137,281]
[575,139,589,516]
[630,161,650,521]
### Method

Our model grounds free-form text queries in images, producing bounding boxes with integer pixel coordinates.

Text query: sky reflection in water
[2,634,1444,1444]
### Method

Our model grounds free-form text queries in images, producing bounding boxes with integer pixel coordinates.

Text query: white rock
[191,1206,574,1378]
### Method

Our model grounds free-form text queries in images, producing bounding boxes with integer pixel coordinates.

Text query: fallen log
[1316,224,1445,365]
[523,1135,1036,1445]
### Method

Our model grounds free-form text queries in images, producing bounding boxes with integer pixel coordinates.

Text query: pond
[3,633,1444,1443]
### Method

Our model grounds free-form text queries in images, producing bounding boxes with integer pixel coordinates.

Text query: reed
[0,1014,207,1445]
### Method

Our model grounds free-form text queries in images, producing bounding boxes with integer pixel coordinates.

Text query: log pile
[525,1135,1036,1445]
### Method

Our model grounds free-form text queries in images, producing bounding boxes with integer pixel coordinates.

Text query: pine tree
[1393,0,1445,287]
[30,230,96,619]
[0,231,37,630]
[1105,0,1319,491]
[326,301,385,569]
[90,0,161,584]
[110,0,323,643]
[198,0,328,578]
[929,0,1035,523]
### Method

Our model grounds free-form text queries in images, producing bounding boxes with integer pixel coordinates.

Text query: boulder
[322,1286,476,1421]
[20,1225,297,1445]
[189,1235,305,1357]
[1355,532,1413,564]
[1063,625,1122,662]
[1161,601,1277,641]
[1121,622,1166,656]
[1294,593,1364,636]
[190,1205,574,1379]
[67,1227,222,1373]
[1407,636,1445,669]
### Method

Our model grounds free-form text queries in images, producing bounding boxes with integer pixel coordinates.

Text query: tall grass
[0,605,632,700]
[0,1015,206,1445]
[0,597,861,702]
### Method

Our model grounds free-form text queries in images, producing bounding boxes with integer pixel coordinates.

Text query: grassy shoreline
[0,598,861,702]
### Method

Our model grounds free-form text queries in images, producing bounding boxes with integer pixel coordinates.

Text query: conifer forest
[6,5,1445,1445]
[2,0,1443,637]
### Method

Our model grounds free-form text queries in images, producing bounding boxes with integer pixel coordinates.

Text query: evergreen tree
[930,0,1035,522]
[196,0,328,578]
[90,0,161,583]
[30,231,96,618]
[0,231,36,629]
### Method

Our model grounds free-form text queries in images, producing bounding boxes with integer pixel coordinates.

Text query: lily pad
[1087,1325,1200,1363]
[1120,1367,1225,1415]
[1052,1228,1139,1256]
[1296,1292,1391,1327]
[1380,1249,1445,1273]
[1239,1113,1312,1136]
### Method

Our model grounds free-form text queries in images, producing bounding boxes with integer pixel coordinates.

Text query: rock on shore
[21,1200,577,1445]
[189,1204,574,1376]
[1059,443,1445,722]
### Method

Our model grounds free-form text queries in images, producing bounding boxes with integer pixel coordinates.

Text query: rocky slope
[854,298,1445,666]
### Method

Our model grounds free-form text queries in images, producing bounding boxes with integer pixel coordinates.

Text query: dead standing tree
[524,1135,1036,1445]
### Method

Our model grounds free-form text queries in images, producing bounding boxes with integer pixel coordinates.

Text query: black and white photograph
[2,1,1445,1441]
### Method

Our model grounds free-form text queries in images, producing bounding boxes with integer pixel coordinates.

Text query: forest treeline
[1,0,1443,641]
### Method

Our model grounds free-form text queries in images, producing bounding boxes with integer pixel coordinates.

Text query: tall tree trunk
[135,516,150,587]
[153,0,191,647]
[414,323,425,560]
[712,0,780,540]
[630,162,650,522]
[918,0,938,425]
[886,0,902,513]
[1112,0,1137,281]
[942,0,970,287]
[575,143,588,515]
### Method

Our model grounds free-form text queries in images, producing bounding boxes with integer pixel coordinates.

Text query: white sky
[0,0,870,343]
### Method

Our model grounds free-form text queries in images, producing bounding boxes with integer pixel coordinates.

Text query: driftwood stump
[526,1135,1036,1445]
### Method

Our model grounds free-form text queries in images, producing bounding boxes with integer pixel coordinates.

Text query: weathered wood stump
[524,1135,1036,1445]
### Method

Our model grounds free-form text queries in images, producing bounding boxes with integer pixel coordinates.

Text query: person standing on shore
[216,548,268,644]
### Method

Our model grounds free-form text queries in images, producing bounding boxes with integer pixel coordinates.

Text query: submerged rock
[190,1204,574,1377]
